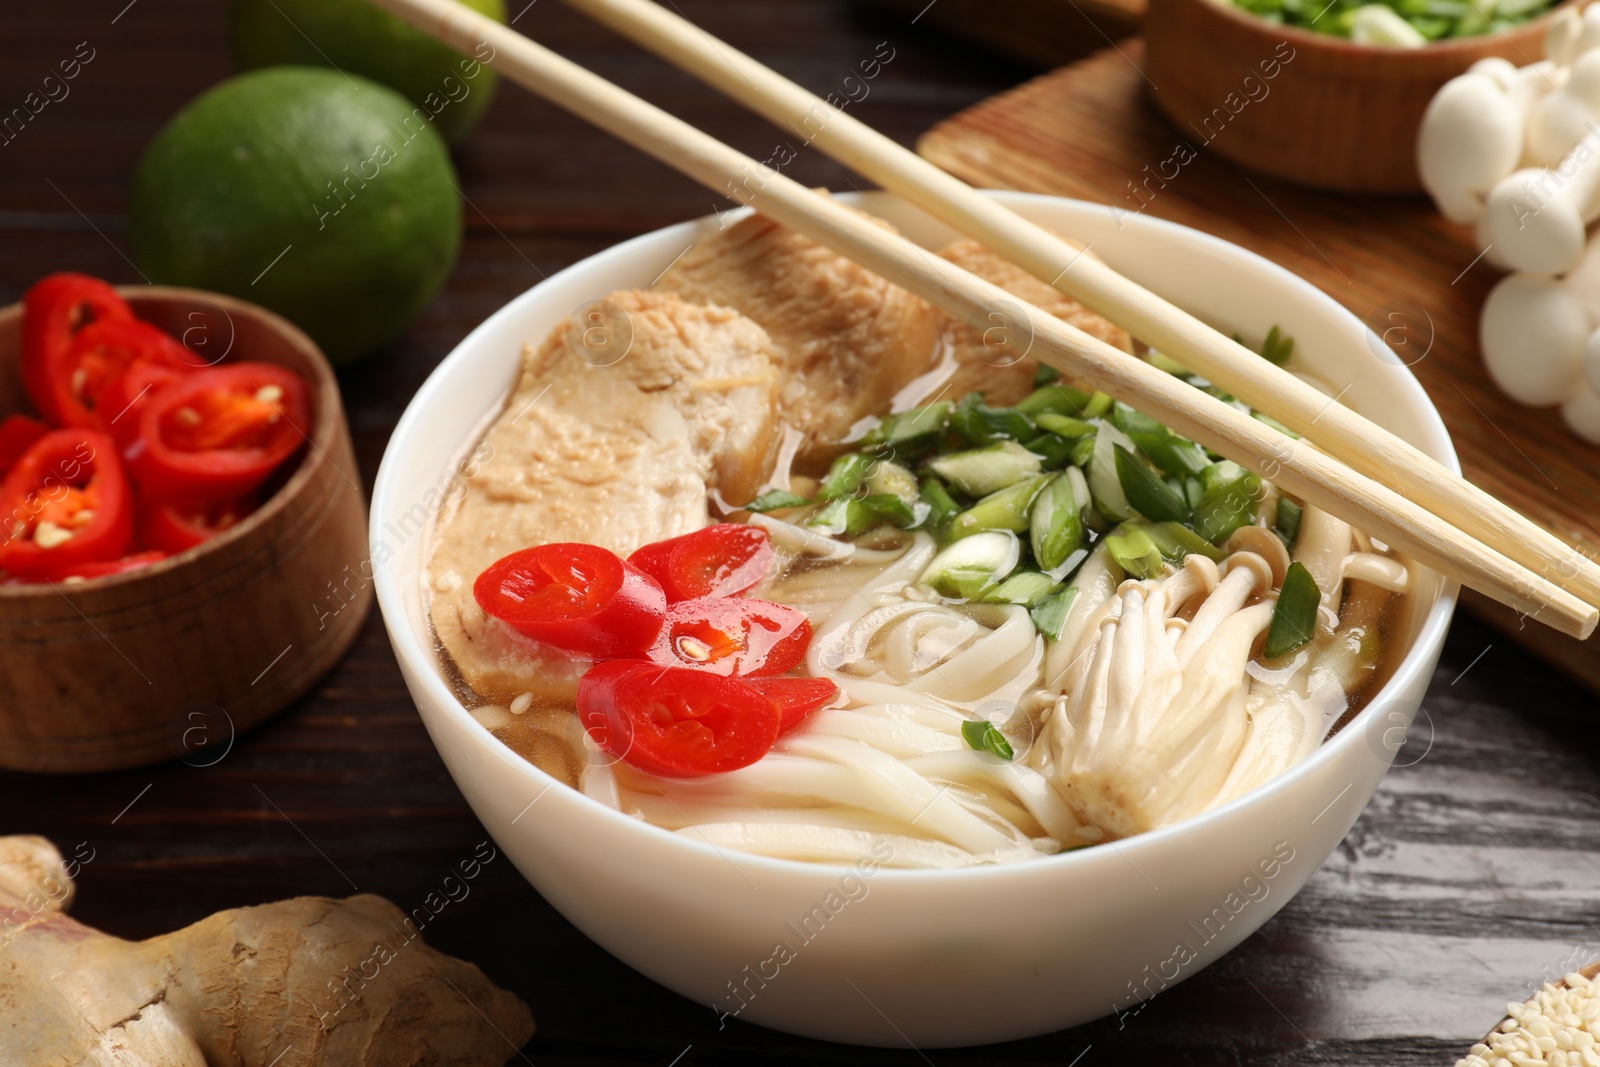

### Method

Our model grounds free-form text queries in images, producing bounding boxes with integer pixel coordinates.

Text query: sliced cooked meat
[426,290,780,705]
[935,239,1133,408]
[654,211,943,456]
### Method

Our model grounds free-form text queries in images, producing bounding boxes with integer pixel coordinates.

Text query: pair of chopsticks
[370,0,1600,639]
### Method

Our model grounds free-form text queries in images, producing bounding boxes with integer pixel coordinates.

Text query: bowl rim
[372,189,1461,883]
[1159,0,1575,55]
[0,284,342,598]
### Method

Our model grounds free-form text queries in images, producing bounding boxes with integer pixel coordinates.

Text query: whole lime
[229,0,504,143]
[127,67,462,364]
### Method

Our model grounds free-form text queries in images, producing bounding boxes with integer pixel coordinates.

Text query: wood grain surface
[2,4,1598,1065]
[919,42,1600,695]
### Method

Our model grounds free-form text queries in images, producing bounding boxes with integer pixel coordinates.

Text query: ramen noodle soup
[423,213,1410,870]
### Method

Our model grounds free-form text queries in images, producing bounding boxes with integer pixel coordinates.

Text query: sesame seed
[175,407,202,427]
[255,384,284,404]
[70,509,94,528]
[510,692,533,715]
[1458,970,1600,1067]
[70,368,88,398]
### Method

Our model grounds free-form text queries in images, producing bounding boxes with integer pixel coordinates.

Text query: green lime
[127,67,462,364]
[229,0,504,143]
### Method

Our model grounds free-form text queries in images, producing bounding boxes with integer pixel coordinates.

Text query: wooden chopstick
[557,0,1600,618]
[365,0,1598,639]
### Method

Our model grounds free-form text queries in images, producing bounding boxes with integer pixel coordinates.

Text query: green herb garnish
[1264,561,1320,659]
[962,719,1015,761]
[745,488,811,513]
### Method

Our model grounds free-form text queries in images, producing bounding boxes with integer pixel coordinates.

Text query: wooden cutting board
[918,41,1600,691]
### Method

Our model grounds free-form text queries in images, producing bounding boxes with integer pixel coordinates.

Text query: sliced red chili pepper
[576,659,780,777]
[140,494,256,554]
[627,523,773,602]
[0,429,132,577]
[49,318,203,433]
[125,362,309,501]
[26,550,167,584]
[99,357,190,449]
[0,416,49,475]
[21,273,133,425]
[743,676,839,734]
[475,543,667,659]
[647,596,812,677]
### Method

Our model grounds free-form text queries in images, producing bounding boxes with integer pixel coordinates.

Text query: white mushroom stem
[1562,380,1600,442]
[1481,132,1600,274]
[1175,554,1270,667]
[1418,69,1526,221]
[1292,505,1353,619]
[1479,272,1589,406]
[1225,524,1291,586]
[1342,551,1411,594]
[1527,50,1600,166]
[1545,7,1584,67]
[1049,583,1273,838]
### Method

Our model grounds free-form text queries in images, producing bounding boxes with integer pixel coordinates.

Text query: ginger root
[0,835,534,1066]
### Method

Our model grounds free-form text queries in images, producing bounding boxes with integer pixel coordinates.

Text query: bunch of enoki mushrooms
[1034,502,1408,840]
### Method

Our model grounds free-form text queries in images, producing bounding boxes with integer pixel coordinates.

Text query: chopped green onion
[1105,524,1165,579]
[949,476,1048,539]
[982,570,1059,606]
[1032,412,1095,439]
[1022,432,1077,470]
[1114,445,1192,523]
[861,402,951,459]
[920,530,1020,599]
[1259,325,1295,366]
[919,476,961,535]
[1145,350,1190,376]
[745,488,811,513]
[1068,433,1097,468]
[926,440,1043,497]
[1086,423,1139,520]
[1264,561,1320,659]
[1192,461,1261,544]
[1032,362,1060,388]
[1134,519,1224,562]
[862,492,919,529]
[950,393,1035,446]
[1275,498,1303,550]
[1112,403,1211,478]
[1030,586,1079,639]
[1016,382,1094,417]
[807,496,872,536]
[865,459,920,506]
[1030,469,1087,571]
[818,452,870,500]
[961,719,1015,761]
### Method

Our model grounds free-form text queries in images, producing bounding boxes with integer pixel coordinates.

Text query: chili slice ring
[627,523,774,602]
[21,273,133,425]
[474,542,668,660]
[0,428,133,577]
[576,659,781,777]
[126,362,310,501]
[647,595,813,677]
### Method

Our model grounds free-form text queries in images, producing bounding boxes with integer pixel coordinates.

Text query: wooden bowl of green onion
[1143,0,1577,192]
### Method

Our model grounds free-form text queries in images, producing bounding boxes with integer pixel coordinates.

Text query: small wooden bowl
[0,287,371,773]
[1143,0,1574,193]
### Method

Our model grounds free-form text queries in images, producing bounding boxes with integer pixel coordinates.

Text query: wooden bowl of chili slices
[0,275,369,773]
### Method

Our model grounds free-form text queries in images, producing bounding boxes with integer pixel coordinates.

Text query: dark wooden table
[5,3,1599,1064]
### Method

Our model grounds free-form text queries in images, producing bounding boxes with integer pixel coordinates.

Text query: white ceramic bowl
[373,192,1459,1048]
